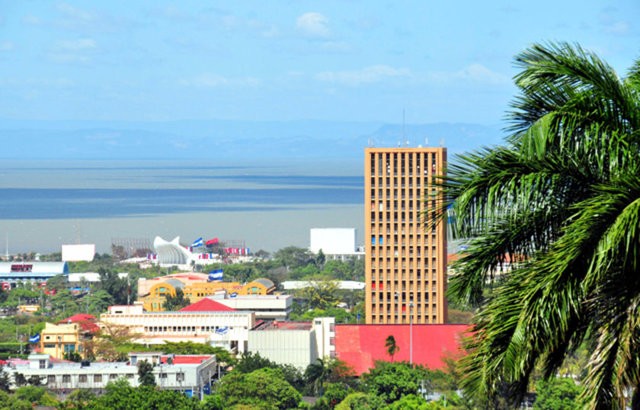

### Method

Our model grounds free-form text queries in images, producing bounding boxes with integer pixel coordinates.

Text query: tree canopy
[439,42,640,407]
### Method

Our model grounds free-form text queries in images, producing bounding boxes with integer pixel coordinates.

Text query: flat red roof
[161,355,213,364]
[334,324,469,375]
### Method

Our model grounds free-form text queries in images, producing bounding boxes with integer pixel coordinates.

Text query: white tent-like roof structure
[153,236,193,265]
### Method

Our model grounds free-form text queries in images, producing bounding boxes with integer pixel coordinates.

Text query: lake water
[0,158,364,255]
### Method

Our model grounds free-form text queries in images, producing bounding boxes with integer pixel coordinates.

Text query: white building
[248,317,335,370]
[67,272,129,283]
[99,303,255,353]
[309,228,364,260]
[4,352,217,397]
[209,294,293,321]
[281,280,365,291]
[0,262,68,286]
[61,244,96,262]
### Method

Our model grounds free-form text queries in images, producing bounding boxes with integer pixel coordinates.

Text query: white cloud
[57,38,97,51]
[598,7,631,36]
[0,77,73,87]
[57,2,94,23]
[428,64,510,86]
[49,38,97,64]
[296,12,331,38]
[603,20,630,35]
[180,74,261,88]
[316,65,411,86]
[456,63,509,84]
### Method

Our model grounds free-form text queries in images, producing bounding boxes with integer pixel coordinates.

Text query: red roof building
[160,354,213,365]
[59,313,100,333]
[179,297,236,312]
[334,324,469,375]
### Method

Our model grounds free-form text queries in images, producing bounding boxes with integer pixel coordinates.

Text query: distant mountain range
[0,119,507,160]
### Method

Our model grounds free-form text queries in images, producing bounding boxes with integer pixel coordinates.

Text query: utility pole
[410,302,414,366]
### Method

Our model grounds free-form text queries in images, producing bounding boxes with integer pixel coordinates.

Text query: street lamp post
[409,302,413,366]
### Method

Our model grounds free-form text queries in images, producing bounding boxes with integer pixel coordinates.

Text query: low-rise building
[39,314,99,359]
[211,294,293,321]
[4,352,217,397]
[309,228,364,261]
[0,262,68,287]
[138,273,275,312]
[281,280,365,291]
[99,303,255,353]
[334,324,469,375]
[248,317,335,370]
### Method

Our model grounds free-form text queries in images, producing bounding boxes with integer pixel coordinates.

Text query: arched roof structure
[153,236,193,265]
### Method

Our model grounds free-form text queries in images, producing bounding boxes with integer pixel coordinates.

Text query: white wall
[310,228,356,255]
[61,244,95,262]
[248,330,313,370]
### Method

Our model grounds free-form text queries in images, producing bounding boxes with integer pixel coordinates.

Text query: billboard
[61,244,96,262]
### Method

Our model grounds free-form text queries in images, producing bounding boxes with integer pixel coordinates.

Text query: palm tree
[305,357,331,396]
[385,335,400,362]
[437,42,640,408]
[304,357,356,396]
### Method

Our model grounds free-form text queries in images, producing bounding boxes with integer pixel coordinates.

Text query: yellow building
[364,147,448,324]
[18,305,40,314]
[40,323,83,360]
[140,278,276,312]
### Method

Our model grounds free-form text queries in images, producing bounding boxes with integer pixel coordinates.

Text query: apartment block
[364,147,447,324]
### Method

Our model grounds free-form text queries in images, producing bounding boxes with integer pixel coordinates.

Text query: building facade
[364,147,447,324]
[138,273,275,312]
[99,304,255,353]
[4,352,217,397]
[0,262,68,287]
[40,323,84,360]
[212,294,293,321]
[309,228,364,261]
[248,317,335,370]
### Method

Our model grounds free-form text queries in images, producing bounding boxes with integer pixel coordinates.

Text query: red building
[334,324,468,375]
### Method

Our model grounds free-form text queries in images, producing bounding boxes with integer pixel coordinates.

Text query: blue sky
[0,1,638,125]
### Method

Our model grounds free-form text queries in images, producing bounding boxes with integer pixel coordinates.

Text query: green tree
[87,379,200,410]
[305,358,356,397]
[387,394,430,410]
[335,392,386,410]
[233,352,303,391]
[534,377,582,410]
[137,359,156,386]
[61,389,96,409]
[234,351,276,374]
[438,42,640,408]
[0,365,9,392]
[273,246,314,271]
[215,367,302,410]
[162,288,190,311]
[315,249,326,268]
[45,274,68,292]
[385,335,399,362]
[361,361,428,405]
[83,289,114,314]
[313,382,351,410]
[49,289,80,319]
[98,268,130,305]
[296,281,340,310]
[13,385,58,406]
